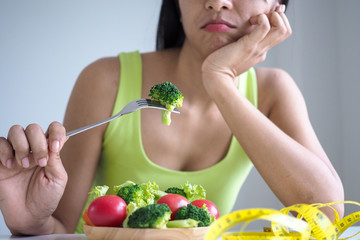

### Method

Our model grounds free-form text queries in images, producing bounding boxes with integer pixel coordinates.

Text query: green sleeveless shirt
[75,51,257,233]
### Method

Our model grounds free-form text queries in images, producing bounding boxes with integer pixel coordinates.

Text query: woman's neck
[174,42,214,106]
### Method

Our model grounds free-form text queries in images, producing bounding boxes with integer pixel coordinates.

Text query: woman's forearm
[204,76,344,218]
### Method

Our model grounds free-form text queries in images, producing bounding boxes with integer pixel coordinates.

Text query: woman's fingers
[277,8,292,36]
[44,122,67,183]
[248,6,291,52]
[0,137,14,169]
[260,11,288,50]
[2,122,67,169]
[7,125,31,168]
[247,14,271,44]
[25,124,48,167]
[46,121,67,153]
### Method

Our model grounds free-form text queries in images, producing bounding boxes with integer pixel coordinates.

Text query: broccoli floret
[127,203,172,228]
[149,82,184,125]
[166,219,199,228]
[161,110,172,126]
[174,204,211,227]
[116,184,145,205]
[165,187,187,198]
[115,181,165,208]
[164,183,206,201]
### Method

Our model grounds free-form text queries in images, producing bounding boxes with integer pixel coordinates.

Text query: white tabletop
[1,226,359,240]
[0,234,87,240]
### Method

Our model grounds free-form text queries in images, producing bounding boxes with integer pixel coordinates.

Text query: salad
[83,181,219,229]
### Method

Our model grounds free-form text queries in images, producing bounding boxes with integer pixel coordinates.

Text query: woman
[0,0,344,235]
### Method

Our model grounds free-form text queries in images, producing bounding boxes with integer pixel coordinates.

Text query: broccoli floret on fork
[149,82,184,126]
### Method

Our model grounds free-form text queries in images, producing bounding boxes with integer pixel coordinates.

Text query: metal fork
[66,99,180,138]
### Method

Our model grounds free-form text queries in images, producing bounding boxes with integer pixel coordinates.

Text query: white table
[0,234,87,240]
[1,226,359,239]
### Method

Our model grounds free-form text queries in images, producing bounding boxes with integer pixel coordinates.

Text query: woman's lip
[202,19,235,32]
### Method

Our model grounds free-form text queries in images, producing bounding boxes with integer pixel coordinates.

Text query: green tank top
[76,51,257,233]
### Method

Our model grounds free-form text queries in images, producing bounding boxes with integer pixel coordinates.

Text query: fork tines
[138,99,161,106]
[137,99,180,113]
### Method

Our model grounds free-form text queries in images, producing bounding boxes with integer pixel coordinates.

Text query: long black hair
[156,0,290,50]
[282,0,289,9]
[156,0,184,50]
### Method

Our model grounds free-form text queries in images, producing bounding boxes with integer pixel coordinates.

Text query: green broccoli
[127,203,172,228]
[174,204,211,227]
[165,187,187,198]
[165,183,206,201]
[166,219,199,228]
[114,181,145,205]
[114,180,165,207]
[116,184,144,205]
[148,82,184,125]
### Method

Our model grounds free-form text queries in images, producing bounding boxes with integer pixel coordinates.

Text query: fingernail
[280,4,286,13]
[6,159,12,169]
[22,157,30,168]
[38,158,47,167]
[52,140,60,152]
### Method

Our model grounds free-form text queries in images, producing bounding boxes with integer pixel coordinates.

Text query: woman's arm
[201,11,344,220]
[245,68,343,217]
[257,68,344,217]
[53,57,120,232]
[204,66,344,219]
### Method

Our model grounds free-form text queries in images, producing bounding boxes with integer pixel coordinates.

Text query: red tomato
[191,199,220,219]
[87,195,127,227]
[157,194,190,220]
[83,209,94,226]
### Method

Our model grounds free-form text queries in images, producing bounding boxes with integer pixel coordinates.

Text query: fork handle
[66,113,121,138]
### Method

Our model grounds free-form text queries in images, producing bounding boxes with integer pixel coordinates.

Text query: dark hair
[156,0,185,50]
[281,0,289,8]
[156,0,290,50]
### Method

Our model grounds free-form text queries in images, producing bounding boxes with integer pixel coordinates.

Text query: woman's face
[179,0,279,57]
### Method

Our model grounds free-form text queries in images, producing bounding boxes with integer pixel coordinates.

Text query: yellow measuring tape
[205,201,360,240]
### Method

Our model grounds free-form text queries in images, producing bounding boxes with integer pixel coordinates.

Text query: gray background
[0,0,359,234]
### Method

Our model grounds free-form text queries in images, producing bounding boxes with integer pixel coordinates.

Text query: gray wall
[1,0,359,234]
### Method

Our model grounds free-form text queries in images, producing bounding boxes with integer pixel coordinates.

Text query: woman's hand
[200,6,344,219]
[202,6,291,93]
[0,122,68,235]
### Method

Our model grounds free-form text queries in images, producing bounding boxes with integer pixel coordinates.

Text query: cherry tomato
[191,199,220,219]
[87,195,127,227]
[83,209,94,226]
[157,194,190,220]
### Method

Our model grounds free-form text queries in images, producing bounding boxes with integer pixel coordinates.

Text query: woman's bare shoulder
[75,56,120,98]
[79,56,120,85]
[64,56,121,130]
[255,67,302,117]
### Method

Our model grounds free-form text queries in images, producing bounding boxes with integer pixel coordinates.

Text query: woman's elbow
[318,186,345,221]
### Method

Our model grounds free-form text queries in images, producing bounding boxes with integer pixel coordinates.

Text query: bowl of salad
[82,181,219,240]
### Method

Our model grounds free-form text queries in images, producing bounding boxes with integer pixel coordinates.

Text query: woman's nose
[205,0,233,11]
